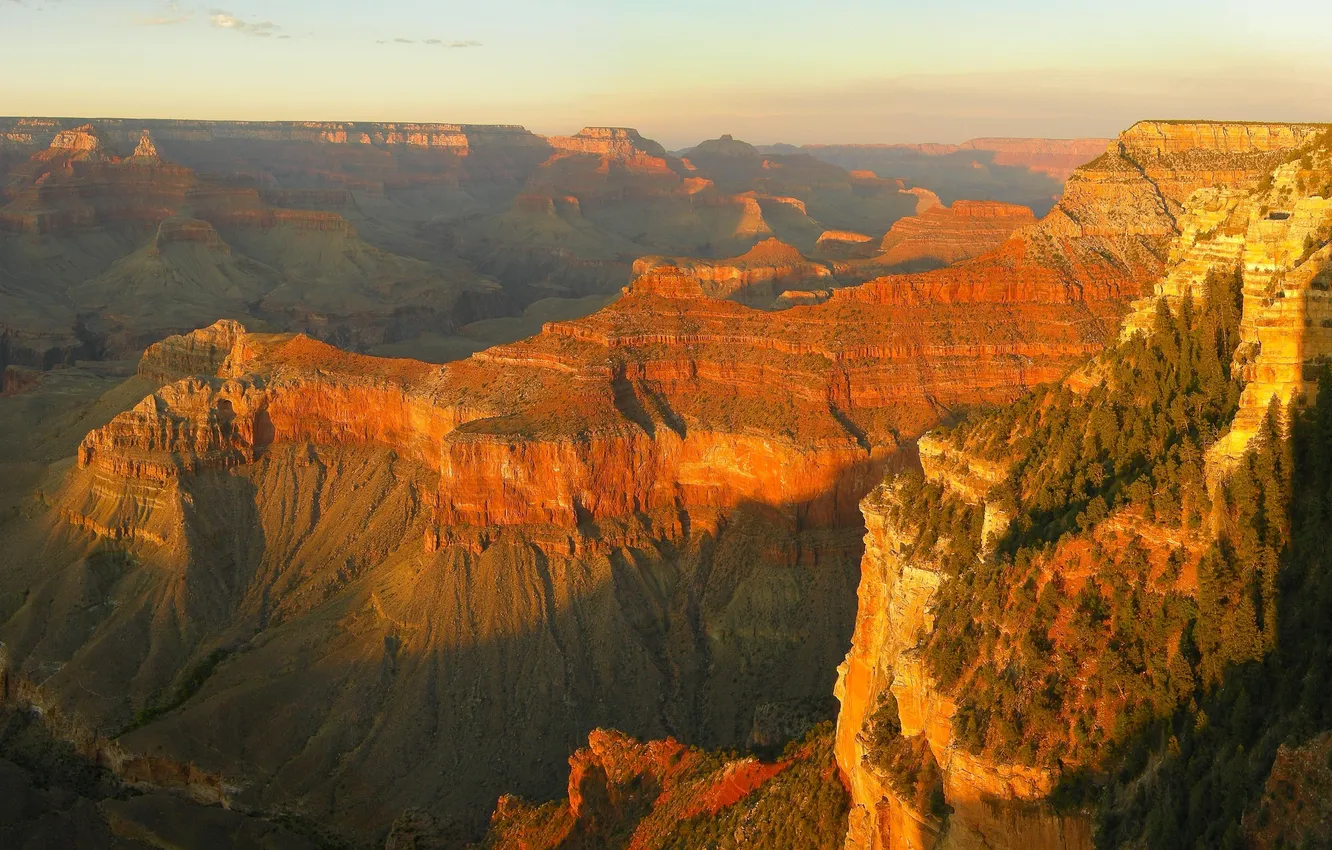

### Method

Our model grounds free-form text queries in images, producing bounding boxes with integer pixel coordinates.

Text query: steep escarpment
[834,124,1332,850]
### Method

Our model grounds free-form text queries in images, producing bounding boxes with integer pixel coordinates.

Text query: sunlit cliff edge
[833,120,1332,850]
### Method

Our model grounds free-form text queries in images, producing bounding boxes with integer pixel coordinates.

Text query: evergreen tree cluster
[905,269,1253,769]
[1098,370,1332,849]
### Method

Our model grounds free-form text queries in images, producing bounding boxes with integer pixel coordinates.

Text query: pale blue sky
[2,0,1329,146]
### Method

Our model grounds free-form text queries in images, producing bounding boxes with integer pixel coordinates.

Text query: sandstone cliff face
[833,122,1327,850]
[834,475,1091,850]
[1,365,40,397]
[549,126,670,160]
[1107,131,1332,473]
[138,319,247,382]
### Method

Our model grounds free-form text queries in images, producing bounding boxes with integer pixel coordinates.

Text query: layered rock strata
[873,200,1036,269]
[0,126,503,359]
[633,238,832,301]
[832,121,1330,850]
[5,120,1307,842]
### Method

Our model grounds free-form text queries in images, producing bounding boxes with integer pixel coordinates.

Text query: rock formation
[957,138,1114,180]
[1,119,1103,374]
[0,127,504,362]
[794,138,1114,216]
[1,365,39,397]
[871,200,1036,270]
[833,121,1331,850]
[633,238,832,302]
[480,726,846,850]
[549,126,670,159]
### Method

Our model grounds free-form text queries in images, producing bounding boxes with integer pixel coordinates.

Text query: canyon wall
[0,117,547,154]
[832,120,1329,850]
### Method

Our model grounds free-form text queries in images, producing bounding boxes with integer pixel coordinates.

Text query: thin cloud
[209,9,281,37]
[380,37,482,48]
[136,1,190,26]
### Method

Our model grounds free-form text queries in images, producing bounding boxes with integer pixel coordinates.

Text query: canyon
[867,200,1036,272]
[2,118,1044,373]
[2,117,1328,850]
[0,121,1140,841]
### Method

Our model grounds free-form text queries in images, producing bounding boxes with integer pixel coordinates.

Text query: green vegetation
[866,691,950,820]
[1095,369,1332,849]
[881,240,1332,845]
[958,267,1244,546]
[901,270,1251,768]
[127,647,232,732]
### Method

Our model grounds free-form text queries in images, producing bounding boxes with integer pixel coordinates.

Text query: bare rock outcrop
[633,238,832,300]
[875,200,1036,269]
[483,727,842,850]
[137,319,248,382]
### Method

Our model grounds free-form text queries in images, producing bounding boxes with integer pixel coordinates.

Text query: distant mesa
[548,126,668,159]
[686,134,761,159]
[47,123,106,156]
[812,229,876,262]
[148,216,229,254]
[902,185,944,213]
[815,229,873,245]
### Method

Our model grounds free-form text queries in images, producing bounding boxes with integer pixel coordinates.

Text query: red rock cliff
[832,119,1327,850]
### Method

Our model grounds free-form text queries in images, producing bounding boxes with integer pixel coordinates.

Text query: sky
[2,0,1331,148]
